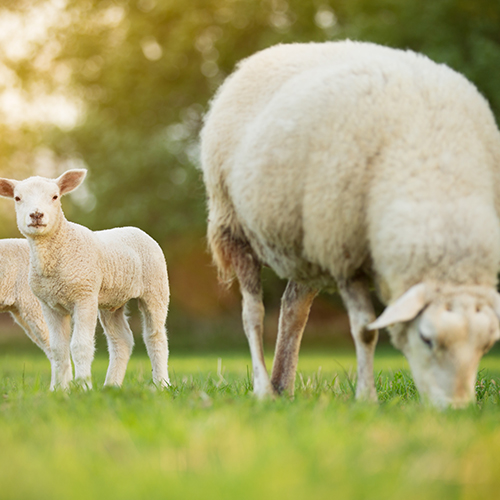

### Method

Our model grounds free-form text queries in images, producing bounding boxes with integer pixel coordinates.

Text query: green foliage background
[0,0,499,347]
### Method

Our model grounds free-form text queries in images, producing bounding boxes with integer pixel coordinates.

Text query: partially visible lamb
[0,238,54,383]
[200,40,500,408]
[0,169,170,390]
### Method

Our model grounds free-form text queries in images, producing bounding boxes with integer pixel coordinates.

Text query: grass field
[1,347,500,500]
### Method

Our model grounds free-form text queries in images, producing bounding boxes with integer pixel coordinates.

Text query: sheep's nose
[30,211,44,221]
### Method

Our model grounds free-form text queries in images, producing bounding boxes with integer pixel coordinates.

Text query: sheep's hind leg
[338,277,378,402]
[271,281,318,396]
[231,246,274,398]
[99,307,134,387]
[138,298,169,387]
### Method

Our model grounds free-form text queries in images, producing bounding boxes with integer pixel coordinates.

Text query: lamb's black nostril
[30,211,43,221]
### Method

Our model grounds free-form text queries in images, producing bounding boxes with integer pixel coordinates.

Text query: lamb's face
[13,177,63,237]
[0,169,87,238]
[372,284,500,408]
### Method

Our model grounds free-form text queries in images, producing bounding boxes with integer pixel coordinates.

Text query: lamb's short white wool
[0,238,54,383]
[0,169,170,390]
[200,40,500,408]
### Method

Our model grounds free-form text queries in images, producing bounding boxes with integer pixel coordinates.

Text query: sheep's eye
[52,195,58,201]
[419,331,433,348]
[14,196,20,202]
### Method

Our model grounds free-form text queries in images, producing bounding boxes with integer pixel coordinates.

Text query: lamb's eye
[52,195,58,201]
[419,331,433,348]
[14,196,20,202]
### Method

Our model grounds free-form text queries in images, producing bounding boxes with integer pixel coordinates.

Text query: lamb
[0,238,54,383]
[200,40,500,408]
[0,169,170,390]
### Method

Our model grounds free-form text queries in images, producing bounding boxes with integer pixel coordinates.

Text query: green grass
[1,348,500,500]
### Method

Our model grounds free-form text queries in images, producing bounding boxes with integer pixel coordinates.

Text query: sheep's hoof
[253,381,276,400]
[355,387,379,403]
[253,390,276,401]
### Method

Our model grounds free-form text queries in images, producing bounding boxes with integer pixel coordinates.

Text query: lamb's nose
[30,211,44,221]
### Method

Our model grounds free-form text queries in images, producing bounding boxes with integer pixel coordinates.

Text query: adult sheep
[0,239,53,382]
[0,169,170,390]
[200,40,500,408]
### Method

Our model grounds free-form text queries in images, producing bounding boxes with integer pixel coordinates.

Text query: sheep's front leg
[71,300,98,390]
[232,249,274,398]
[338,277,379,402]
[41,304,72,390]
[271,281,318,396]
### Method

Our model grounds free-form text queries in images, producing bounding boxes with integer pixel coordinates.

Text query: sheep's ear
[0,178,17,198]
[368,283,428,330]
[57,169,87,196]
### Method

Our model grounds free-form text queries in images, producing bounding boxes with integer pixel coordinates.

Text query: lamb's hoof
[73,378,92,391]
[50,381,72,392]
[102,383,122,392]
[153,377,171,389]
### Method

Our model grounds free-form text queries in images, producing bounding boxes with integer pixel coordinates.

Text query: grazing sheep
[200,40,500,407]
[0,169,170,390]
[0,238,54,383]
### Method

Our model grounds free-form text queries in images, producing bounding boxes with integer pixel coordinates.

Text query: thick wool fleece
[201,40,500,304]
[28,222,169,314]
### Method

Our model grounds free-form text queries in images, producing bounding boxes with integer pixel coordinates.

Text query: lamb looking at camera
[0,238,54,382]
[200,40,500,408]
[0,169,170,390]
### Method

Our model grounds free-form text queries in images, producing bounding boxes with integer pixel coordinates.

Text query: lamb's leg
[11,310,55,388]
[138,298,170,387]
[70,300,98,390]
[271,281,318,396]
[11,311,51,358]
[41,304,72,390]
[99,307,134,387]
[338,277,379,402]
[231,248,274,398]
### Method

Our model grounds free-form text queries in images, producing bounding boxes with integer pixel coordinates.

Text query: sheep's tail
[206,186,253,286]
[207,215,241,286]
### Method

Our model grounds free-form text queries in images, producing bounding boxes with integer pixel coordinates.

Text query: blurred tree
[0,0,498,241]
[0,0,499,348]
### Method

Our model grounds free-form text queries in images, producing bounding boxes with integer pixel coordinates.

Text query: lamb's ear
[368,283,429,330]
[0,178,17,198]
[56,169,87,196]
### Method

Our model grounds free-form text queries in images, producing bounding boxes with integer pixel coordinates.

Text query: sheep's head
[0,169,87,237]
[369,283,500,408]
